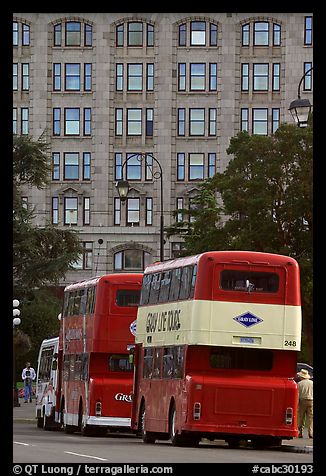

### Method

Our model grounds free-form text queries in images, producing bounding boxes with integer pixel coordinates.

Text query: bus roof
[144,251,298,274]
[64,273,142,292]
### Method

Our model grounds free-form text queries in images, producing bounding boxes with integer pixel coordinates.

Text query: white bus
[35,336,59,429]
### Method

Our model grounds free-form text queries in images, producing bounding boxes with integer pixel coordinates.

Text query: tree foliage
[13,135,82,298]
[166,122,313,360]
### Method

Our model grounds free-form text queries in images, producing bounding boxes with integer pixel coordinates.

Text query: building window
[145,154,153,181]
[127,109,142,135]
[189,153,204,181]
[52,153,60,180]
[190,63,206,91]
[190,21,206,46]
[13,108,17,134]
[115,153,123,180]
[54,24,62,46]
[114,198,121,225]
[64,197,78,225]
[303,62,312,91]
[272,108,280,133]
[53,63,61,91]
[65,63,80,90]
[176,197,184,223]
[83,108,92,136]
[241,63,249,91]
[64,108,80,135]
[177,108,185,136]
[83,197,90,225]
[84,24,93,47]
[178,23,186,46]
[252,108,268,135]
[74,242,93,270]
[178,63,186,91]
[21,64,29,91]
[146,109,153,136]
[52,197,59,224]
[21,108,29,135]
[189,108,205,136]
[177,153,185,181]
[127,64,143,90]
[304,16,313,45]
[147,24,154,46]
[22,24,30,45]
[13,22,19,46]
[64,153,79,180]
[115,108,123,136]
[83,152,91,180]
[65,22,81,46]
[171,242,186,258]
[146,198,153,225]
[126,155,142,180]
[242,23,250,46]
[126,198,140,226]
[208,108,216,136]
[273,23,281,46]
[272,63,280,91]
[209,23,218,46]
[84,64,92,91]
[253,64,269,91]
[116,63,123,91]
[208,153,216,177]
[253,22,269,46]
[146,63,154,91]
[209,63,217,91]
[13,64,18,90]
[241,108,249,132]
[116,24,124,47]
[128,22,143,46]
[114,249,151,271]
[53,108,61,135]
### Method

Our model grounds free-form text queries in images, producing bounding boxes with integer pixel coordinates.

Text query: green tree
[13,135,82,297]
[13,135,82,367]
[166,123,313,361]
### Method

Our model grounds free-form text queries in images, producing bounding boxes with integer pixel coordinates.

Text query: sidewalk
[13,399,312,453]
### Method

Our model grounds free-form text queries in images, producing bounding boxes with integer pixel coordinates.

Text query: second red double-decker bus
[131,251,302,448]
[55,273,142,435]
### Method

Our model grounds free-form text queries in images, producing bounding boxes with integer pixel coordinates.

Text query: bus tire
[140,403,156,444]
[43,411,51,431]
[37,417,43,429]
[169,404,184,446]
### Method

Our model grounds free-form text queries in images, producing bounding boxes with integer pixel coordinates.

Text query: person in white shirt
[297,368,313,438]
[21,362,36,403]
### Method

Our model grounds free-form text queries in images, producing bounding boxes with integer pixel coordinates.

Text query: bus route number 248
[284,340,297,347]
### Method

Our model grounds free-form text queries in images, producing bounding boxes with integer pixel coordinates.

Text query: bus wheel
[140,404,156,444]
[37,417,43,429]
[169,404,184,446]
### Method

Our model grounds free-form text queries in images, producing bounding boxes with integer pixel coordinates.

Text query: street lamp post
[13,299,21,407]
[116,153,165,262]
[289,67,313,127]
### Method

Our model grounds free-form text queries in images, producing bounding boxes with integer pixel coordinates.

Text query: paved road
[13,421,313,465]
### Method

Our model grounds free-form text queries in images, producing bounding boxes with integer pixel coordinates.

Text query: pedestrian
[297,368,313,438]
[21,362,36,403]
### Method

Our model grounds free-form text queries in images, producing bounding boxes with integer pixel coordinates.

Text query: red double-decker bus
[131,251,302,448]
[55,273,142,435]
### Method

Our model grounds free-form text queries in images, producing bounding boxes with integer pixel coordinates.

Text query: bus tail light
[96,401,102,417]
[193,402,201,420]
[285,407,293,425]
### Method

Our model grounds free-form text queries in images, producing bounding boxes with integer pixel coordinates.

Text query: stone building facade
[13,13,313,286]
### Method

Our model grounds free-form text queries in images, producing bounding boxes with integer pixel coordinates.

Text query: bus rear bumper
[181,423,297,439]
[87,416,131,427]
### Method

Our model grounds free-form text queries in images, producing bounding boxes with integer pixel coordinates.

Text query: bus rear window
[220,270,279,293]
[108,354,133,372]
[210,347,273,371]
[116,289,140,307]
